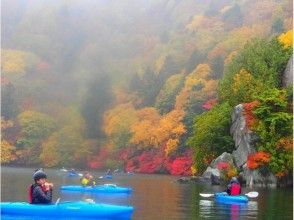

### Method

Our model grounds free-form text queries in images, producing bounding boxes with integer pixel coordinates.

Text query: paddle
[55,198,61,205]
[199,191,259,198]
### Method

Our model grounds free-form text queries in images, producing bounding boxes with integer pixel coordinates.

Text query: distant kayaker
[28,169,53,204]
[80,171,96,186]
[226,177,241,195]
[106,169,113,175]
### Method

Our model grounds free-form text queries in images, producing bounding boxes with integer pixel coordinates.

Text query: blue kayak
[100,174,113,179]
[60,184,132,193]
[1,201,134,219]
[215,192,248,204]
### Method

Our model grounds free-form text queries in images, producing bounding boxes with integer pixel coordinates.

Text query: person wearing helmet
[28,169,54,204]
[226,177,241,196]
[80,171,96,186]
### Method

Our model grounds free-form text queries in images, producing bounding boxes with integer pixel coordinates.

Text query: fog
[1,0,291,167]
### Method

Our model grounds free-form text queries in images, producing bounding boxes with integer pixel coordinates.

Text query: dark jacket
[31,183,52,204]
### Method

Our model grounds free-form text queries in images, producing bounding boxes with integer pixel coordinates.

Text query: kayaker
[80,171,96,186]
[226,177,241,195]
[29,169,53,204]
[106,169,113,175]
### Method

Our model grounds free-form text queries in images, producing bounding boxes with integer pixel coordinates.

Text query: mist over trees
[1,0,292,178]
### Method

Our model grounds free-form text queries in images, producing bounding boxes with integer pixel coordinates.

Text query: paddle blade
[199,193,214,198]
[55,198,61,205]
[245,191,259,198]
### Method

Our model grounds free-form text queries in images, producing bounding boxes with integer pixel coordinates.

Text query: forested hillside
[1,0,292,179]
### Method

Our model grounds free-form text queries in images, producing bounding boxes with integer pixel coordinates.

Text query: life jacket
[230,183,241,195]
[28,184,47,203]
[28,184,34,203]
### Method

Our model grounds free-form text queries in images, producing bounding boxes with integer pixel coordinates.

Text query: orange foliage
[224,51,238,65]
[243,100,260,129]
[208,46,227,61]
[247,151,271,170]
[275,137,293,151]
[203,153,216,165]
[275,171,288,178]
[175,64,217,111]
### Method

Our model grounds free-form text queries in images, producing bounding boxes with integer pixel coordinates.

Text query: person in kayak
[28,169,53,204]
[226,177,241,195]
[106,169,113,176]
[80,172,96,186]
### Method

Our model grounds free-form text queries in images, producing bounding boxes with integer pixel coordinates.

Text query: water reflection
[199,199,258,220]
[60,191,132,206]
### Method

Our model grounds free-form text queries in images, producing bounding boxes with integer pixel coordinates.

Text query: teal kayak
[60,184,132,193]
[215,192,248,204]
[1,201,133,219]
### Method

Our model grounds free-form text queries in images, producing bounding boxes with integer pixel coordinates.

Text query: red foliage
[247,151,271,170]
[88,145,193,176]
[243,101,259,129]
[217,161,229,170]
[124,148,193,176]
[169,154,193,176]
[202,98,218,110]
[87,148,109,169]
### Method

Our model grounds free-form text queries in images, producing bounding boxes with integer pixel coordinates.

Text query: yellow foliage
[131,120,159,147]
[136,107,160,123]
[165,139,179,156]
[130,108,185,153]
[233,68,253,94]
[191,165,197,176]
[103,104,138,136]
[1,140,16,163]
[175,63,217,111]
[202,80,218,97]
[155,55,166,74]
[186,15,204,32]
[1,117,14,130]
[40,139,60,167]
[2,49,27,74]
[278,30,293,48]
[226,167,238,179]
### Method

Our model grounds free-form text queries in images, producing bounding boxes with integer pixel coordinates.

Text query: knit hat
[33,169,47,181]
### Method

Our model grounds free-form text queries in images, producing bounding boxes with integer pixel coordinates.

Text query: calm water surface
[1,167,293,219]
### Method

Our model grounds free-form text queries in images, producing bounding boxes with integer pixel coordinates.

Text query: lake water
[1,167,293,219]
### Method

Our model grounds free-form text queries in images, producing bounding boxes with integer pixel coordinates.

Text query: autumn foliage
[247,151,271,169]
[202,98,218,110]
[216,161,238,180]
[125,149,193,176]
[243,100,260,129]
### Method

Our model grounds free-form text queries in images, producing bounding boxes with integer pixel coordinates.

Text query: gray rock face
[203,153,234,185]
[203,167,220,179]
[241,166,277,188]
[230,104,257,167]
[282,55,293,87]
[210,152,234,168]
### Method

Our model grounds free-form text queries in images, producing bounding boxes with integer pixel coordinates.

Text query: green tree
[188,102,234,173]
[219,38,292,106]
[16,111,57,164]
[155,73,184,114]
[253,88,292,175]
